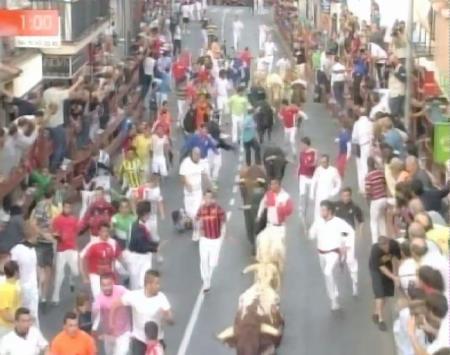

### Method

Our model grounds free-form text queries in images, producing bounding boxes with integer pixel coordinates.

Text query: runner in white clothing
[232,16,244,50]
[179,147,210,241]
[152,126,170,177]
[309,200,354,310]
[310,155,342,220]
[215,70,231,124]
[264,34,277,72]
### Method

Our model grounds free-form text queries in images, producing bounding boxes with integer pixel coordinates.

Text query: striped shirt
[196,202,225,239]
[365,170,387,200]
[119,158,142,188]
[175,84,187,100]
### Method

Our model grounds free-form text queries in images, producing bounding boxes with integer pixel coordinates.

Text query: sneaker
[371,314,379,324]
[192,234,200,242]
[378,321,387,331]
[331,298,340,311]
[156,255,164,264]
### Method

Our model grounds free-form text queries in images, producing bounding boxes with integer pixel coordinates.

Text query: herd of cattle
[216,148,287,355]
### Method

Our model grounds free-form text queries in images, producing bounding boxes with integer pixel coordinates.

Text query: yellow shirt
[132,134,152,163]
[0,280,21,328]
[426,225,449,255]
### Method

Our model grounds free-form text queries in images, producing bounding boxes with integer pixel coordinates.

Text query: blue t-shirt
[383,129,405,156]
[338,129,351,154]
[242,114,257,143]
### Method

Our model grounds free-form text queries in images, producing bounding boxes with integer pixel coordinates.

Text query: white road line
[232,184,238,194]
[229,198,235,206]
[226,210,232,221]
[176,290,205,355]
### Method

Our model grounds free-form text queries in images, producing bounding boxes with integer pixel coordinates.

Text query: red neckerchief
[146,341,161,355]
[266,191,277,207]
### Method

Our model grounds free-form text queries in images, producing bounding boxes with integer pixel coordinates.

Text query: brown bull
[217,295,284,355]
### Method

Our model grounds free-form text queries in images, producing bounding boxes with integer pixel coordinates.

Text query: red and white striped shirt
[196,202,226,239]
[365,170,387,200]
[259,189,293,225]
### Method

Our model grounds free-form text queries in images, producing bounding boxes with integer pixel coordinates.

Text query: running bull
[217,284,284,355]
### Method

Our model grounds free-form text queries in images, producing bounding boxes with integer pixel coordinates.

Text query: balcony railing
[29,0,110,42]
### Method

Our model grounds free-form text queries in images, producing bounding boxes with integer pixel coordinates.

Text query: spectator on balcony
[42,76,85,173]
[387,55,406,125]
[0,89,37,120]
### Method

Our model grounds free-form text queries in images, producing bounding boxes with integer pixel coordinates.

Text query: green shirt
[111,213,136,242]
[29,171,52,201]
[228,94,249,116]
[312,51,321,71]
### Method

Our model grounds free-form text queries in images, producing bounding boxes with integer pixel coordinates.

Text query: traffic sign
[0,10,59,37]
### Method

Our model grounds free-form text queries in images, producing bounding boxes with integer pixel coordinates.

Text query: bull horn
[265,155,277,161]
[217,326,235,341]
[256,177,266,183]
[243,264,257,274]
[238,178,246,183]
[260,323,280,336]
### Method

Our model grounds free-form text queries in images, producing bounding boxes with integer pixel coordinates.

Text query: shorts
[370,269,395,299]
[152,156,168,176]
[36,242,54,267]
[183,17,189,24]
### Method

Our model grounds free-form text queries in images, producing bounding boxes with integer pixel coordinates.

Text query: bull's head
[216,323,281,342]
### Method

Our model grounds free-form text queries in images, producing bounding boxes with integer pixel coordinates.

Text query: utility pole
[404,0,414,133]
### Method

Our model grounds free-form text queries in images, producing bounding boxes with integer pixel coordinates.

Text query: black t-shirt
[11,97,37,117]
[201,18,208,30]
[369,239,401,272]
[294,48,306,65]
[335,201,364,229]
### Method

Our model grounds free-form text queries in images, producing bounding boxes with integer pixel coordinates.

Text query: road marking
[229,197,235,206]
[232,184,238,194]
[176,290,205,355]
[226,210,232,221]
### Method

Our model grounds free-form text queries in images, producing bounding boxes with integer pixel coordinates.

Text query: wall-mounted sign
[0,10,59,37]
[43,49,88,79]
[15,35,61,48]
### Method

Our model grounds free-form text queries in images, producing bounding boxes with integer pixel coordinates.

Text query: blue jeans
[48,125,67,173]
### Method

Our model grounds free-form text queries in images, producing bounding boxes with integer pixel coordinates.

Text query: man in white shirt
[114,270,173,354]
[10,234,39,327]
[181,2,191,34]
[309,200,352,310]
[215,70,231,124]
[369,42,388,88]
[264,34,277,72]
[351,109,373,194]
[310,154,342,221]
[369,89,391,119]
[179,147,210,241]
[43,76,84,172]
[142,54,156,99]
[258,25,269,51]
[0,307,48,355]
[152,126,169,177]
[330,57,346,109]
[232,16,244,50]
[257,179,294,239]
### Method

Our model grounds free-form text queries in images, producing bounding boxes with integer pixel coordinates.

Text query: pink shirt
[92,285,131,336]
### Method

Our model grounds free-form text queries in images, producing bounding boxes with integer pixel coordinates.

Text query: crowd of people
[0,0,448,354]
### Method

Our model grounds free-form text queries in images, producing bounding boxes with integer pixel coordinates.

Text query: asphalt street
[40,6,397,355]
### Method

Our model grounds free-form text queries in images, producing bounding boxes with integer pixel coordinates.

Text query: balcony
[29,0,110,42]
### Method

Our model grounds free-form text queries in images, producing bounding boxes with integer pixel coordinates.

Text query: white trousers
[52,249,79,303]
[152,155,168,176]
[284,127,296,155]
[356,143,370,193]
[231,114,244,144]
[103,331,130,355]
[21,283,39,327]
[259,31,266,51]
[318,252,339,303]
[343,232,358,288]
[233,31,241,50]
[199,237,222,288]
[370,198,388,244]
[265,55,274,72]
[177,99,186,126]
[184,190,203,240]
[217,95,228,124]
[124,251,153,290]
[194,1,202,20]
[298,175,312,221]
[207,150,222,182]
